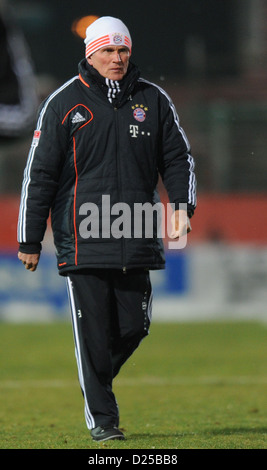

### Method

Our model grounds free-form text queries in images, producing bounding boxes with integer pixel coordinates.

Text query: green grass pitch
[0,320,266,449]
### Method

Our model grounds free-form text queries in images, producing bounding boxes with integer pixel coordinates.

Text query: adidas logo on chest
[71,112,86,124]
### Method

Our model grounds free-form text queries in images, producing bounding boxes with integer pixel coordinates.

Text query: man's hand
[170,209,192,239]
[18,252,40,272]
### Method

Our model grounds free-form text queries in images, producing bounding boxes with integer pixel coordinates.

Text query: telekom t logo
[129,124,139,138]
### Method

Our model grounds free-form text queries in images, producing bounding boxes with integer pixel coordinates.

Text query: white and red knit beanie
[84,16,132,58]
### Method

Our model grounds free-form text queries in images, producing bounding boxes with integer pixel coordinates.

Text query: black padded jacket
[18,60,196,275]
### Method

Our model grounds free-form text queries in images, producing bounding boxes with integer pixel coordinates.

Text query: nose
[113,51,122,62]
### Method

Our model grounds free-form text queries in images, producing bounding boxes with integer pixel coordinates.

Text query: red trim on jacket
[79,73,90,88]
[61,104,94,265]
[73,136,78,265]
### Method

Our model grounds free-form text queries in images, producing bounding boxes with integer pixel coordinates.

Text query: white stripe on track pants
[66,268,152,430]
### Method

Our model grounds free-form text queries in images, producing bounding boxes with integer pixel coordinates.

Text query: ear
[87,56,93,66]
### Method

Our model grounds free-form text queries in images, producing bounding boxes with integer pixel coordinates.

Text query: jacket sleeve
[17,100,68,252]
[158,90,197,217]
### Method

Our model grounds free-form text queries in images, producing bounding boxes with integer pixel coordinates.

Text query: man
[17,16,196,442]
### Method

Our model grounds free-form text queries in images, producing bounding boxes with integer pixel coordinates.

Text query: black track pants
[66,269,152,430]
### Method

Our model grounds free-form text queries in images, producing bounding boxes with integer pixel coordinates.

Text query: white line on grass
[0,376,267,389]
[117,376,267,386]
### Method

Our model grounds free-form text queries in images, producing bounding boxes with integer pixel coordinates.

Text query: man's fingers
[22,261,37,271]
[187,218,192,233]
[18,252,40,271]
[24,262,37,271]
[170,215,192,239]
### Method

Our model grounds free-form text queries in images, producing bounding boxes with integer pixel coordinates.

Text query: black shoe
[91,426,125,442]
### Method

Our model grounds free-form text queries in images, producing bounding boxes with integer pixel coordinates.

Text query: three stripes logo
[71,112,86,124]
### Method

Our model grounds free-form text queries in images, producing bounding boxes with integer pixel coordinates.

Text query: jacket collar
[78,58,140,106]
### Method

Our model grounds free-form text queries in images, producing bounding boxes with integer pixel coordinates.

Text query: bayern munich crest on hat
[112,33,123,44]
[133,107,146,122]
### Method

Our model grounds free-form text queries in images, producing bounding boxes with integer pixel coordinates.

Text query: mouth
[108,67,126,79]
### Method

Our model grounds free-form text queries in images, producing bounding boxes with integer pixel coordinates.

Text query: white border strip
[66,277,95,430]
[17,76,79,243]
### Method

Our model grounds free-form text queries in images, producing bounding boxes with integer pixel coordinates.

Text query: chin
[108,72,125,81]
[109,75,123,81]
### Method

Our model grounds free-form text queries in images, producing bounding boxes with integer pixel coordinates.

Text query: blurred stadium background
[0,0,267,323]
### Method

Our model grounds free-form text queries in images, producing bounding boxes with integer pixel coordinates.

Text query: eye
[118,48,129,55]
[101,47,112,54]
[100,47,114,54]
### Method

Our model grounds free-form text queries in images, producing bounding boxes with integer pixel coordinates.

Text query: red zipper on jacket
[61,103,94,266]
[73,135,79,266]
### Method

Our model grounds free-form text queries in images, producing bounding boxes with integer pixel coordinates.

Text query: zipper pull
[122,266,127,274]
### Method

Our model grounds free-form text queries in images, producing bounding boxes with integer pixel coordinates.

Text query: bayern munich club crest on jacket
[132,104,148,122]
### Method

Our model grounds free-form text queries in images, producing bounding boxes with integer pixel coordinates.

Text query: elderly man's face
[87,45,130,81]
